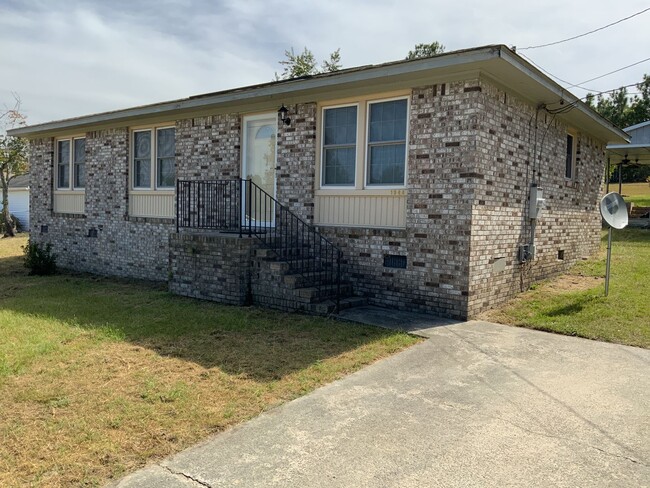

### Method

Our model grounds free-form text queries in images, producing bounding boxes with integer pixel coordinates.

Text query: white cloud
[1,0,648,125]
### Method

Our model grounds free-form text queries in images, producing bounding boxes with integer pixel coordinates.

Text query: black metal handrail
[176,178,342,311]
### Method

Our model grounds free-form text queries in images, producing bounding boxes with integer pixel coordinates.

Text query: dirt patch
[545,274,602,293]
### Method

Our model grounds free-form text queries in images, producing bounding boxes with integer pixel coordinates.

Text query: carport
[607,120,650,225]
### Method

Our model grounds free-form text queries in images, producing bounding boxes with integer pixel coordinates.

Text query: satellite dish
[600,192,628,230]
[599,192,628,297]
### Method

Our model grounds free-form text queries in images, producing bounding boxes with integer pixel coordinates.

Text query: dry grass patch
[481,228,650,348]
[0,235,420,487]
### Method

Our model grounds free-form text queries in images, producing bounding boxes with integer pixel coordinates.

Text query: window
[132,127,175,189]
[367,99,407,186]
[565,132,576,179]
[56,137,85,190]
[322,105,357,186]
[320,95,409,189]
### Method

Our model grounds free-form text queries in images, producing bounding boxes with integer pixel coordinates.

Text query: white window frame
[130,124,176,191]
[55,136,86,191]
[318,94,409,191]
[320,103,359,189]
[565,130,577,180]
[364,96,410,189]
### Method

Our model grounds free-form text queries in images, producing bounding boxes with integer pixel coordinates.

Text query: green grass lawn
[621,182,650,207]
[0,235,419,487]
[483,228,650,348]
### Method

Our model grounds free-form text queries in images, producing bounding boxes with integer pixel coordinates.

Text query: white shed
[8,173,29,231]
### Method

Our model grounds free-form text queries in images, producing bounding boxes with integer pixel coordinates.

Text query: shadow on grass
[546,302,585,317]
[0,262,403,382]
[604,227,650,244]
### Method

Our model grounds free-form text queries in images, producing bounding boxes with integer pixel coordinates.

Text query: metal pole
[175,179,179,233]
[605,226,612,297]
[618,162,623,195]
[606,156,610,193]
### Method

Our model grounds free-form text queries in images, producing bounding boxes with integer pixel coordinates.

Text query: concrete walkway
[114,319,650,487]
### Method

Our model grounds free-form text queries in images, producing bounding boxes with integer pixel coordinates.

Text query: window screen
[322,106,357,186]
[57,140,70,189]
[565,134,574,179]
[73,138,85,188]
[367,99,407,185]
[156,128,175,188]
[134,130,152,188]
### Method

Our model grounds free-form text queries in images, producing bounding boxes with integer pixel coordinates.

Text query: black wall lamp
[278,104,291,126]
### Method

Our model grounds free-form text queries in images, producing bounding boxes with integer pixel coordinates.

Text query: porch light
[278,104,291,126]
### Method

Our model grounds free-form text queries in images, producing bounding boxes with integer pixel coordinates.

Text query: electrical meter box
[529,186,545,219]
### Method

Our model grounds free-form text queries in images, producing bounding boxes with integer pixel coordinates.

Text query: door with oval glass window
[242,113,277,227]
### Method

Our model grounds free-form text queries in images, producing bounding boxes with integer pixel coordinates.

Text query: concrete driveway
[114,321,650,487]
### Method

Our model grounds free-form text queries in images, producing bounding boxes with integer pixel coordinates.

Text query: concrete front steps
[252,247,366,315]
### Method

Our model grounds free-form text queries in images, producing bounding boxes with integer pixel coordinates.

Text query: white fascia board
[8,47,501,137]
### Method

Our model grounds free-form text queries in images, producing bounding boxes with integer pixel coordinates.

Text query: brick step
[266,258,334,274]
[306,296,367,315]
[255,246,312,259]
[294,283,353,303]
[283,270,339,288]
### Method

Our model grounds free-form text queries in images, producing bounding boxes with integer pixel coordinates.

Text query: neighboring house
[8,173,30,231]
[607,120,650,179]
[8,45,628,319]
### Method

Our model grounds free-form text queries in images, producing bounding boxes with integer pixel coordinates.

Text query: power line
[568,56,650,88]
[518,52,598,91]
[520,51,649,97]
[519,7,650,50]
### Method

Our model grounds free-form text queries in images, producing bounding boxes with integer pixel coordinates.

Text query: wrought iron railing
[176,179,342,310]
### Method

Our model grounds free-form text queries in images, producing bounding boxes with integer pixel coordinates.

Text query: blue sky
[1,0,649,125]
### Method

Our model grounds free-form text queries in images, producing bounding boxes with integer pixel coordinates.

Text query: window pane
[73,138,85,163]
[566,134,574,179]
[324,106,357,145]
[156,128,175,188]
[157,128,175,158]
[323,147,355,185]
[74,163,85,188]
[74,138,85,188]
[135,159,150,188]
[369,99,407,143]
[57,140,70,189]
[134,131,151,159]
[368,143,405,185]
[157,157,175,188]
[134,131,151,188]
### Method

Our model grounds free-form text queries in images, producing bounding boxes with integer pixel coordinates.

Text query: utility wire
[568,57,650,88]
[520,51,648,98]
[518,52,598,91]
[518,7,650,50]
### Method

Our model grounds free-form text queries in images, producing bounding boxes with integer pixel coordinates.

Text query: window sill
[127,215,175,224]
[130,189,175,195]
[52,212,85,219]
[316,188,407,197]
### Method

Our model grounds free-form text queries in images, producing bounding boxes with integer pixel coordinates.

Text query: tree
[587,75,650,183]
[586,74,650,129]
[406,41,445,60]
[275,47,342,80]
[0,96,28,237]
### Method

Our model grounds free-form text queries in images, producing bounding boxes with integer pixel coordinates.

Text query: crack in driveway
[161,464,213,488]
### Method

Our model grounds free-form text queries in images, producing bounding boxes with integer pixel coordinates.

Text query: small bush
[23,240,57,275]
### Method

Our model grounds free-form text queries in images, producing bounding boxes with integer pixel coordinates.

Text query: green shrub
[23,240,57,275]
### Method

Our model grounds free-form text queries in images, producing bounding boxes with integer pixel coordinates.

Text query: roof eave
[8,46,502,138]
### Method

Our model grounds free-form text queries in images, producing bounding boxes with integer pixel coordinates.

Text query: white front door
[242,113,277,226]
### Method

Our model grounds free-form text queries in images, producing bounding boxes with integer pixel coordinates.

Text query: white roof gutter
[8,44,628,144]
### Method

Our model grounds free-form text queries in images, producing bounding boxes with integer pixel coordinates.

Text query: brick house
[10,45,628,319]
